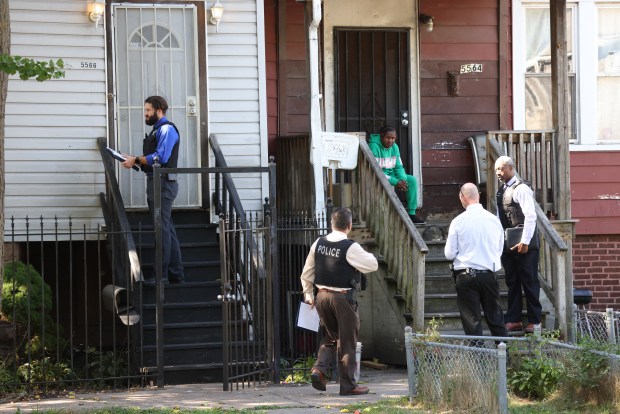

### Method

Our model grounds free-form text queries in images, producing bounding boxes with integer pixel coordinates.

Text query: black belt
[455,268,494,277]
[317,288,346,295]
[147,174,177,181]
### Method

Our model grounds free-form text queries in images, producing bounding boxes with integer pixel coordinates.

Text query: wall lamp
[89,0,105,29]
[419,14,434,32]
[210,0,225,32]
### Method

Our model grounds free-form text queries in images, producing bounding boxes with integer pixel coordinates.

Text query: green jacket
[368,134,407,186]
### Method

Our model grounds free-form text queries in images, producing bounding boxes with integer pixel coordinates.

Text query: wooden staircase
[127,209,225,384]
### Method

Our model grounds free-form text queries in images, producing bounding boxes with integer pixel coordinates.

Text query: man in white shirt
[445,183,508,338]
[495,155,541,334]
[300,208,378,396]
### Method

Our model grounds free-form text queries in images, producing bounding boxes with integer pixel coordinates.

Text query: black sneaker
[409,215,426,224]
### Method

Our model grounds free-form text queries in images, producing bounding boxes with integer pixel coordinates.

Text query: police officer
[300,207,378,396]
[495,156,541,334]
[122,95,184,285]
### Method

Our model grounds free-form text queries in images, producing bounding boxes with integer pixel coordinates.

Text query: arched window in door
[129,22,181,49]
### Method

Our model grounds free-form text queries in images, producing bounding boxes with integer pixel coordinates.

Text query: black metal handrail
[97,137,143,286]
[207,134,279,388]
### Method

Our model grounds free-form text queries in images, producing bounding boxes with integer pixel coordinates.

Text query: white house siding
[5,0,107,234]
[207,0,269,213]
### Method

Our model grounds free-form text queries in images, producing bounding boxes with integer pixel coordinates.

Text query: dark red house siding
[265,0,310,157]
[570,151,620,310]
[418,0,511,217]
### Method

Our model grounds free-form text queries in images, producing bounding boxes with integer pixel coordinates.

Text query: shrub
[1,261,65,355]
[558,338,619,405]
[507,339,562,400]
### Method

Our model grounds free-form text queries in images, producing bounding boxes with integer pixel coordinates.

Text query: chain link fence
[574,307,619,344]
[405,327,620,413]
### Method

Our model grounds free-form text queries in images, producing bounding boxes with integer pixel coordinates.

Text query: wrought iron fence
[276,209,331,383]
[1,216,150,395]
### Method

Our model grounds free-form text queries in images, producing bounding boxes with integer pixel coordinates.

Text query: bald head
[459,183,480,207]
[494,156,515,183]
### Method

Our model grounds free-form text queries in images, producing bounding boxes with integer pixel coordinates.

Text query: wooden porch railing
[352,139,428,332]
[486,131,575,341]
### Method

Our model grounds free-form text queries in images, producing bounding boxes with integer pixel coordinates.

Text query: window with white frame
[597,7,620,141]
[514,1,620,147]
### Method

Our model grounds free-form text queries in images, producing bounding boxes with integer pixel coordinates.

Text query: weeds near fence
[280,355,316,383]
[557,337,620,406]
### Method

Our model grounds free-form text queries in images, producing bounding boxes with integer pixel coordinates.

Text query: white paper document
[297,301,320,332]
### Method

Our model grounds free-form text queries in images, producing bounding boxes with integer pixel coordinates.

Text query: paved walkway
[1,368,410,413]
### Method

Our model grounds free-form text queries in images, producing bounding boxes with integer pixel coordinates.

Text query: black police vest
[314,237,359,289]
[496,180,526,229]
[141,121,180,173]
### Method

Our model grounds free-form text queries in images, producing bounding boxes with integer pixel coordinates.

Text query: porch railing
[486,132,574,341]
[352,139,428,331]
[208,135,279,390]
[97,137,143,286]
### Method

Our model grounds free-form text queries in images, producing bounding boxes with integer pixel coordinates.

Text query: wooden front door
[334,30,412,170]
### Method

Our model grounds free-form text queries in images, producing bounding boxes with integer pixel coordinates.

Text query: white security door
[112,4,200,208]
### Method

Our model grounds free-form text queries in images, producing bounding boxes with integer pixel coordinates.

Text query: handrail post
[153,162,165,388]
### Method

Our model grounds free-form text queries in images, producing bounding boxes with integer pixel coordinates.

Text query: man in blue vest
[122,95,184,285]
[495,156,541,334]
[300,208,378,396]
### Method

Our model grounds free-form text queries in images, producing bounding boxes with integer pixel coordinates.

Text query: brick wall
[573,235,620,311]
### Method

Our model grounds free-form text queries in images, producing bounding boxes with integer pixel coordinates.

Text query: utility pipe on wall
[309,0,325,213]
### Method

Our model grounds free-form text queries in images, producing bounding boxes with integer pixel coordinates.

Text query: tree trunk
[0,0,11,313]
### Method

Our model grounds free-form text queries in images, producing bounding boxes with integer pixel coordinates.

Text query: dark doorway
[334,29,412,171]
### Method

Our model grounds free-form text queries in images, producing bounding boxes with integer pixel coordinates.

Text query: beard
[145,114,159,126]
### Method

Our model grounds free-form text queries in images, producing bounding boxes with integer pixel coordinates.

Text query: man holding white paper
[299,207,377,396]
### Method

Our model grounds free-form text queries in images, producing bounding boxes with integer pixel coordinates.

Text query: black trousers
[146,178,184,282]
[455,271,508,337]
[313,290,360,394]
[502,247,542,325]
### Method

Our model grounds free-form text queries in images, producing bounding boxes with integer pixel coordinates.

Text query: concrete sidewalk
[1,368,410,413]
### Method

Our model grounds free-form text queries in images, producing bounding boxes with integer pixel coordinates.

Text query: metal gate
[334,29,412,170]
[218,210,277,390]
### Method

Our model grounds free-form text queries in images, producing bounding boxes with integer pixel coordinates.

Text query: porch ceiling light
[89,0,105,29]
[419,14,434,32]
[210,0,224,32]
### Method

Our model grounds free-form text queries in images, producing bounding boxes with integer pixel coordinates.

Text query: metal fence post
[497,342,508,414]
[404,326,417,400]
[607,308,616,345]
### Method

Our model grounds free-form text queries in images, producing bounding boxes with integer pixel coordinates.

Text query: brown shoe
[310,369,327,391]
[340,386,369,396]
[524,323,541,334]
[505,322,523,332]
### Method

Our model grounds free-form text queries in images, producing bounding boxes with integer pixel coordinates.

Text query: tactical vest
[496,180,526,229]
[314,237,359,289]
[141,121,180,173]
